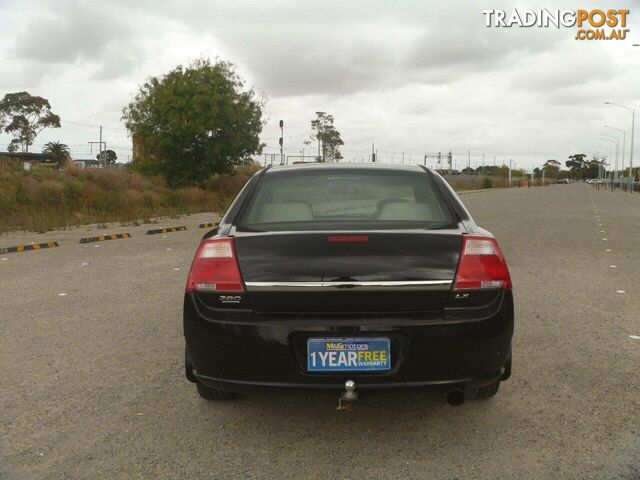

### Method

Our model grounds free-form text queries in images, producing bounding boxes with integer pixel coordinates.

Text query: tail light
[185,238,244,293]
[453,235,511,291]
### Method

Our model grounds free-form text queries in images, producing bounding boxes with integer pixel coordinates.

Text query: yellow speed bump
[79,233,131,244]
[0,242,59,254]
[146,226,187,235]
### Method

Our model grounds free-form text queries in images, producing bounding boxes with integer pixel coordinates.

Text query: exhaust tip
[446,390,466,407]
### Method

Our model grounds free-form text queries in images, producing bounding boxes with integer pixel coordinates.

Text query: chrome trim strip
[245,280,452,292]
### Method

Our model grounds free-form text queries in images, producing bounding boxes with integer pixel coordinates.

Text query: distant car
[183,164,514,406]
[556,179,570,184]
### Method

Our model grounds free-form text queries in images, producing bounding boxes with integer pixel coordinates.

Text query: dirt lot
[1,185,639,479]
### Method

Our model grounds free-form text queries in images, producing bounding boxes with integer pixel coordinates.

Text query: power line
[60,120,128,133]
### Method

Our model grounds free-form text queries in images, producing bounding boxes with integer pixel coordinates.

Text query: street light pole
[599,146,613,188]
[279,120,284,166]
[601,135,619,186]
[605,102,636,192]
[604,125,626,183]
[633,110,636,191]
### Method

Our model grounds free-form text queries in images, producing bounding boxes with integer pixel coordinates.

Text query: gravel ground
[1,184,639,479]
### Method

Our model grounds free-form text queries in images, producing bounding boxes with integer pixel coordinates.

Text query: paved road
[1,185,639,479]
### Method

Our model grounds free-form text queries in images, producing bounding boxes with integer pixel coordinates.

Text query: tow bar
[337,380,358,411]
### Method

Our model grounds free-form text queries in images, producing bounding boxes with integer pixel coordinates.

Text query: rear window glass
[237,168,456,231]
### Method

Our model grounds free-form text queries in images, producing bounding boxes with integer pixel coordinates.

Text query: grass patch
[0,160,259,232]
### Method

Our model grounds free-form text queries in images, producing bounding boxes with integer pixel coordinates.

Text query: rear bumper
[184,291,514,393]
[193,373,504,393]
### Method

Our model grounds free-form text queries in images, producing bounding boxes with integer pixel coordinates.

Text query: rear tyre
[196,383,238,401]
[474,381,500,400]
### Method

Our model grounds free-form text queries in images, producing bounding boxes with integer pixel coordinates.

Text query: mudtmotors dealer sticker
[483,9,631,41]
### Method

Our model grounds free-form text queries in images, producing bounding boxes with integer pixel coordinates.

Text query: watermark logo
[482,9,630,41]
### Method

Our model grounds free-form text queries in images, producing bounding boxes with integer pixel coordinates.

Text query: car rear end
[184,164,513,403]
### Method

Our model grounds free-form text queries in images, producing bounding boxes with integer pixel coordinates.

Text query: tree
[566,154,588,179]
[587,154,605,179]
[96,149,117,165]
[122,58,264,187]
[479,165,501,176]
[0,92,61,153]
[42,141,71,168]
[310,112,344,162]
[542,159,561,178]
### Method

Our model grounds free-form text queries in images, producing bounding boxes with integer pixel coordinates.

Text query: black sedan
[184,163,513,406]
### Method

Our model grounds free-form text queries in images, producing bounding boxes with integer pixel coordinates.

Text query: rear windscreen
[237,169,457,231]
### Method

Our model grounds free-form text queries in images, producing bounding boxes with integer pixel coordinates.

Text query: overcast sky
[1,0,639,171]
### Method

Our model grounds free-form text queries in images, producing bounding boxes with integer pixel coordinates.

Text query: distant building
[73,159,102,169]
[0,152,57,170]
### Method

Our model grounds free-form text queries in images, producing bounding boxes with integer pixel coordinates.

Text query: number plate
[307,337,391,372]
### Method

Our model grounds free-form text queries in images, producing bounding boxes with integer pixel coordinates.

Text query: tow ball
[337,380,358,411]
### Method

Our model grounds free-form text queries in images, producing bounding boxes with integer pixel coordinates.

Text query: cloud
[14,1,131,63]
[511,43,618,93]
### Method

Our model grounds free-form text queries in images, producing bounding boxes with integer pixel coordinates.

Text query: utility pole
[467,150,471,173]
[88,141,103,156]
[371,143,376,163]
[89,125,106,167]
[447,150,452,175]
[424,154,427,166]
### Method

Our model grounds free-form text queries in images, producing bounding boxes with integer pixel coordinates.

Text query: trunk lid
[233,230,462,313]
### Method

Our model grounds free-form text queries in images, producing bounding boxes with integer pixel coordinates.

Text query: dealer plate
[307,337,391,372]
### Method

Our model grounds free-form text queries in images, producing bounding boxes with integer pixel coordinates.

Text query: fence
[593,178,639,192]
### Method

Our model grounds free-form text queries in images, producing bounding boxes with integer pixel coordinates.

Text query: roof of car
[264,162,428,175]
